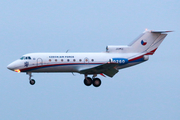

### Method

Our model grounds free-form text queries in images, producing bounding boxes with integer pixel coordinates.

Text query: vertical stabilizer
[129,30,172,54]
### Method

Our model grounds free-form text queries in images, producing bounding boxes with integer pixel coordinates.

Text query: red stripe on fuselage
[20,63,104,72]
[145,48,157,55]
[128,55,144,62]
[129,48,158,62]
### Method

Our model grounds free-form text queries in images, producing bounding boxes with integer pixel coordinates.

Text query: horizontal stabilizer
[151,30,173,33]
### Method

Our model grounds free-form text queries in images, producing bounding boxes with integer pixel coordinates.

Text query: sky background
[0,0,180,120]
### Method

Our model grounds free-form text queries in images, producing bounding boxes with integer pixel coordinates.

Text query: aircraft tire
[93,78,101,87]
[30,79,35,85]
[84,77,92,86]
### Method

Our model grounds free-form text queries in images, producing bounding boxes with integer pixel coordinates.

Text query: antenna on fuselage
[66,49,69,53]
[72,72,75,76]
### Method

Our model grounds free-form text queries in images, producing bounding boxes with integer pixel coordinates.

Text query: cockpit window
[20,56,31,60]
[20,56,25,60]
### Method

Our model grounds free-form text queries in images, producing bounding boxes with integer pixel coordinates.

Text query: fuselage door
[84,57,89,64]
[37,58,43,66]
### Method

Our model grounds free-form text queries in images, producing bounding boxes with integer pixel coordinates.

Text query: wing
[79,63,119,77]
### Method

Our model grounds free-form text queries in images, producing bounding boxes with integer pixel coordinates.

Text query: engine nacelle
[110,58,128,65]
[106,45,131,53]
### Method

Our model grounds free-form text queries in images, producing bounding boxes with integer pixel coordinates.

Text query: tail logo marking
[141,40,147,46]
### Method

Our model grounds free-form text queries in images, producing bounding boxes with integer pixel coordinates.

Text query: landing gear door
[37,58,43,66]
[84,57,89,64]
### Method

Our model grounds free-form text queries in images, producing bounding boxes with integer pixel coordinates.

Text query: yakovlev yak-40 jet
[7,30,172,87]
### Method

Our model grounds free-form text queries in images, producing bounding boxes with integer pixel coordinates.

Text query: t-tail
[106,29,172,55]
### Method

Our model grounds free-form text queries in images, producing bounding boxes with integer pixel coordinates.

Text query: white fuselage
[7,30,170,86]
[7,52,146,73]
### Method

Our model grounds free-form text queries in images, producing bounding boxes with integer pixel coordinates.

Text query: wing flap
[103,67,119,77]
[79,63,119,77]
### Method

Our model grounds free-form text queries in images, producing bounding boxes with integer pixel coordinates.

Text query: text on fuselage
[49,56,74,58]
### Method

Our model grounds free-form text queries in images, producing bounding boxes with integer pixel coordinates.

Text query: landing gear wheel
[93,78,101,87]
[30,79,35,85]
[84,77,92,86]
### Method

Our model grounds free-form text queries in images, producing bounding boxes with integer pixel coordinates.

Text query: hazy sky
[1,0,180,120]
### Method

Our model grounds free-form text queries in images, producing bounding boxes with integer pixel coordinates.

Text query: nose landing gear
[30,79,35,85]
[27,72,35,85]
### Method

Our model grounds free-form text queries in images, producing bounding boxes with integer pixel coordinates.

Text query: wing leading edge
[79,63,119,77]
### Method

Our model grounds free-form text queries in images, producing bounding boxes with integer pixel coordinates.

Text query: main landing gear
[26,73,101,87]
[84,74,101,87]
[27,72,35,85]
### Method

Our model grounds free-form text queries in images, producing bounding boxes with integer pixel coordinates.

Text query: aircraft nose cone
[7,61,18,71]
[7,63,14,71]
[7,60,22,72]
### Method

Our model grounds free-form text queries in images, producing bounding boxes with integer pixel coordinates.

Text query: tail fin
[106,30,172,54]
[129,30,172,55]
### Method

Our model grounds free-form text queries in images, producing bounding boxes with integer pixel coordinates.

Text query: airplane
[7,29,172,87]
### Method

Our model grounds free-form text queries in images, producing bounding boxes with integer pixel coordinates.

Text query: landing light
[14,69,21,73]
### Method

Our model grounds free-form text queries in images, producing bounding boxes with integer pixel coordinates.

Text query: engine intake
[106,45,130,53]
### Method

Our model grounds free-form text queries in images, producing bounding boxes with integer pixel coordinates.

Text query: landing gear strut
[27,72,35,85]
[84,74,101,87]
[84,77,92,86]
